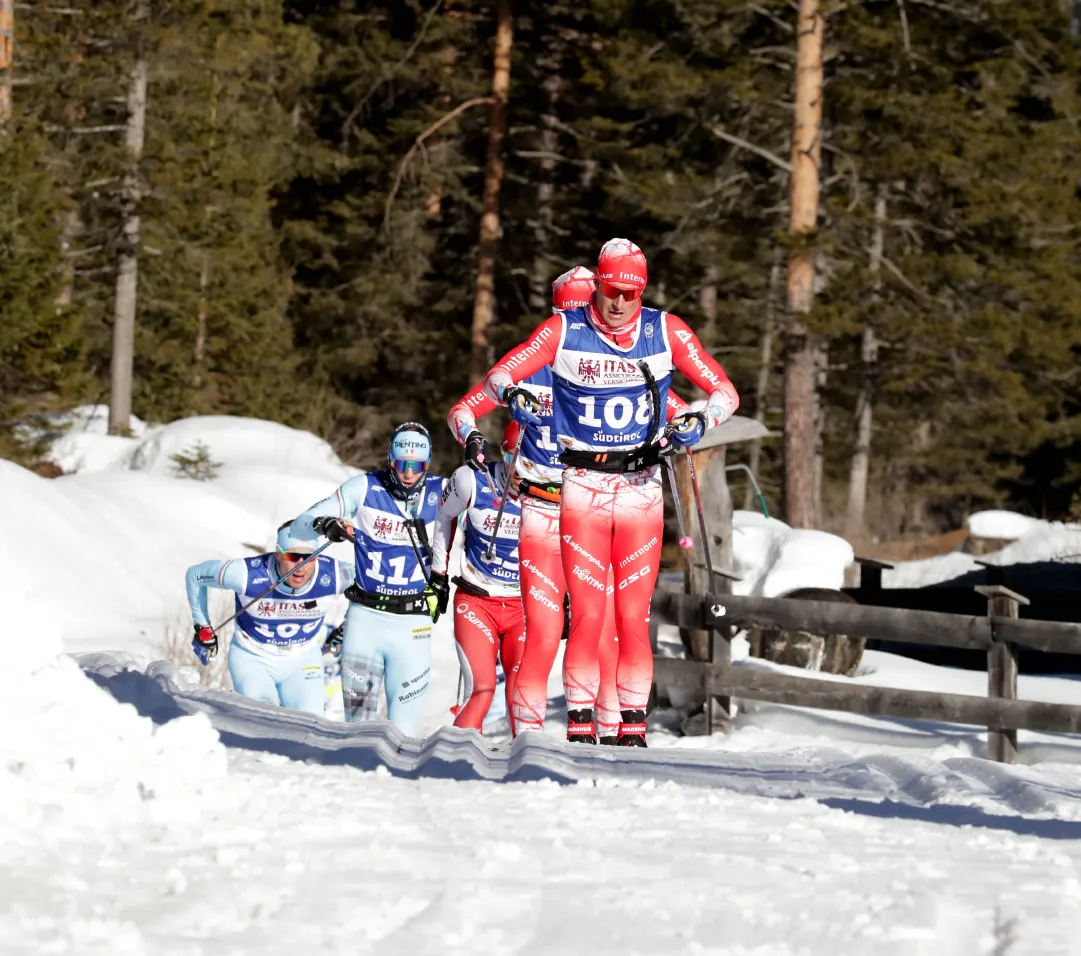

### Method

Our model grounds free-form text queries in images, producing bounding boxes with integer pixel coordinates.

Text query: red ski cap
[552,265,597,310]
[502,420,521,455]
[596,238,647,293]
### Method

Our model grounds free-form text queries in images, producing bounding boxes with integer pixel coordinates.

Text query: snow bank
[10,409,357,657]
[886,519,1081,588]
[731,510,854,597]
[1,588,227,836]
[967,509,1041,540]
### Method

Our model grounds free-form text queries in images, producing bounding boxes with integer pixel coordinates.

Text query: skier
[480,239,739,746]
[185,521,356,715]
[429,422,525,733]
[448,265,695,742]
[291,423,446,736]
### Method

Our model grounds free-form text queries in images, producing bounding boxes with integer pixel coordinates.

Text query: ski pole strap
[344,584,429,616]
[451,575,491,599]
[520,479,562,503]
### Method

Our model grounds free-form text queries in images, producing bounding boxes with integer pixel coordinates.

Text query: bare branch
[881,254,928,299]
[710,125,792,173]
[342,0,442,146]
[384,97,494,229]
[44,122,126,134]
[897,0,912,59]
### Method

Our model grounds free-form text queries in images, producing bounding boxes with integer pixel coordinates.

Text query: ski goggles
[598,280,642,301]
[393,458,429,478]
[278,551,315,563]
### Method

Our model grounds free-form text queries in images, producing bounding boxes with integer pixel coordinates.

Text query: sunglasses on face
[598,280,642,301]
[394,458,429,477]
[279,552,314,564]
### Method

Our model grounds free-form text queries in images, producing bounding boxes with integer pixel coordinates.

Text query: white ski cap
[277,523,319,554]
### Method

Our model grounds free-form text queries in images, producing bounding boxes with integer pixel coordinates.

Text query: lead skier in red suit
[480,240,739,746]
[448,266,691,741]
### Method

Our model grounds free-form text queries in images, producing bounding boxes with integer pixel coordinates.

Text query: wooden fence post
[976,585,1028,764]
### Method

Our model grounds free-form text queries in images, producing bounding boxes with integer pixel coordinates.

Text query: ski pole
[212,539,333,633]
[684,446,717,590]
[405,516,433,587]
[485,427,525,559]
[663,450,694,551]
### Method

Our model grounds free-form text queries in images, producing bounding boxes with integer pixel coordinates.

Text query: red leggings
[512,496,619,736]
[560,468,663,714]
[453,593,525,733]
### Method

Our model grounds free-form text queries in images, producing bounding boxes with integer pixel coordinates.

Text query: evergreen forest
[4,0,1081,543]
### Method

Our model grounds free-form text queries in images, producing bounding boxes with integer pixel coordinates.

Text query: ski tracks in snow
[80,654,1081,831]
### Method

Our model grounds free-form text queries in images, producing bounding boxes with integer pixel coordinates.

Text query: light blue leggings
[340,603,432,737]
[228,640,326,715]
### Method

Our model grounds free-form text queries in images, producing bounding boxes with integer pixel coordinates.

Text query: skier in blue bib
[291,423,447,737]
[185,522,356,714]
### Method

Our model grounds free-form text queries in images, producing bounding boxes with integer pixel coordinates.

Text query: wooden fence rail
[650,585,1081,763]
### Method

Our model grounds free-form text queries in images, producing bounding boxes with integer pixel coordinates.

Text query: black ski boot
[566,709,597,744]
[616,710,647,747]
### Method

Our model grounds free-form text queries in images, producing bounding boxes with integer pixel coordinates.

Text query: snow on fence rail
[651,585,1081,764]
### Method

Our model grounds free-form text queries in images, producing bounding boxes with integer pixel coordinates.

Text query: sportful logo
[618,536,659,569]
[562,535,605,571]
[572,565,606,592]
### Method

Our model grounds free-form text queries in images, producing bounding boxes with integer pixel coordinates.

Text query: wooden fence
[650,585,1081,763]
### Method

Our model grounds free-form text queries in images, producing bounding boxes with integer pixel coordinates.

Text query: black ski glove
[312,516,352,543]
[426,571,450,623]
[464,430,495,472]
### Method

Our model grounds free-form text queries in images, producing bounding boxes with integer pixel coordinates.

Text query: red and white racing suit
[448,359,689,737]
[481,303,738,734]
[431,462,525,733]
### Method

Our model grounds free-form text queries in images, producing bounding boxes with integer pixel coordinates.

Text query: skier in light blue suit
[291,422,446,737]
[185,522,356,714]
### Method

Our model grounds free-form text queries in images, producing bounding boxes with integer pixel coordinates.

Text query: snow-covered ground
[9,410,1081,954]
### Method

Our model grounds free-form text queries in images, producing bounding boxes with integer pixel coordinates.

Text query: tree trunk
[195,251,209,366]
[529,69,560,313]
[782,0,824,529]
[700,263,718,348]
[0,0,11,123]
[844,186,886,541]
[108,15,149,436]
[469,0,513,384]
[745,250,781,510]
[812,340,828,525]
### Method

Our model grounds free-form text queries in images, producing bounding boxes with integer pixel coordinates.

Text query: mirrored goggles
[278,551,314,564]
[393,458,429,477]
[598,280,642,301]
